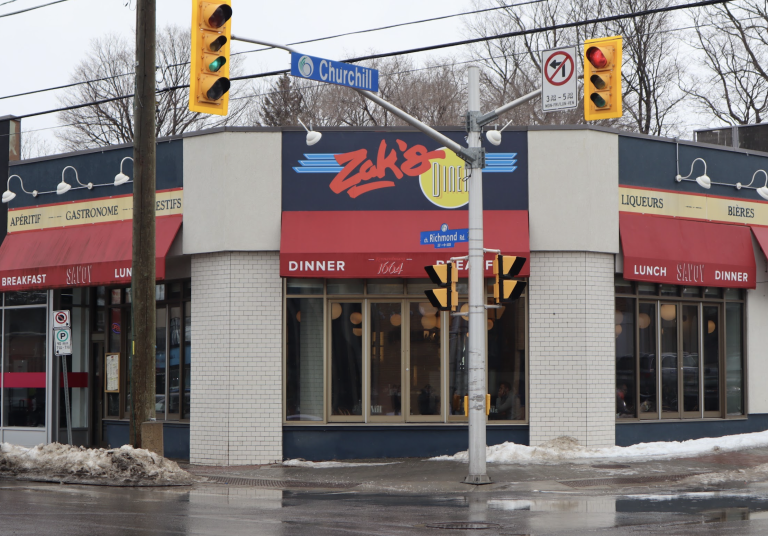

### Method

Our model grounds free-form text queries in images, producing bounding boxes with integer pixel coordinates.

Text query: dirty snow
[433,431,768,464]
[684,463,768,485]
[0,443,193,486]
[283,459,400,468]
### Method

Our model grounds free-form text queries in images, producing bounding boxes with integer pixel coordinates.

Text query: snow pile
[0,443,193,486]
[433,431,768,464]
[283,459,400,468]
[684,464,768,485]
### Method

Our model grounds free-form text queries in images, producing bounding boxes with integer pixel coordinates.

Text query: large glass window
[615,279,745,420]
[285,278,527,424]
[285,298,324,421]
[3,303,48,428]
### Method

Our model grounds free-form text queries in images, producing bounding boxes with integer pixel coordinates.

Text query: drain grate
[206,475,358,489]
[559,473,697,488]
[591,464,631,469]
[425,522,502,530]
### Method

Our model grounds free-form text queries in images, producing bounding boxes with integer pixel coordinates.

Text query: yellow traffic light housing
[493,255,527,303]
[189,1,232,116]
[584,35,622,121]
[424,262,458,311]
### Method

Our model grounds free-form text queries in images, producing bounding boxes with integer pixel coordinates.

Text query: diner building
[2,119,768,464]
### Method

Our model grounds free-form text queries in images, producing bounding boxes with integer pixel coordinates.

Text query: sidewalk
[184,445,768,495]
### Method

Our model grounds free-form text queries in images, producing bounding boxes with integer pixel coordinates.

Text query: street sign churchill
[290,53,379,92]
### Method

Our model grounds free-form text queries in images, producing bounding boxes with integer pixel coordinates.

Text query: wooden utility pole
[130,0,156,448]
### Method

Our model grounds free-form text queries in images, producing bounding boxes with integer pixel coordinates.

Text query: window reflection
[410,302,440,416]
[615,298,635,418]
[330,303,363,417]
[370,303,402,417]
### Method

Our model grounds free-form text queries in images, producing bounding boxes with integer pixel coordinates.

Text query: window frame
[615,279,746,421]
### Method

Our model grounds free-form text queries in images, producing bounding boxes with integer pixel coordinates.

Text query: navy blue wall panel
[616,414,768,446]
[283,425,529,461]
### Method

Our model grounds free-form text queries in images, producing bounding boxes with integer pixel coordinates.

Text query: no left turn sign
[541,46,578,112]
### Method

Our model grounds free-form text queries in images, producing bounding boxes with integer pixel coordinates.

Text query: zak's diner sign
[7,189,183,233]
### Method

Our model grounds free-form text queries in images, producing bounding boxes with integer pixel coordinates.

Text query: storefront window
[370,302,402,418]
[615,297,635,418]
[726,303,744,415]
[448,302,468,417]
[488,298,525,421]
[330,302,363,418]
[285,298,324,421]
[3,307,47,427]
[615,279,745,420]
[409,302,440,417]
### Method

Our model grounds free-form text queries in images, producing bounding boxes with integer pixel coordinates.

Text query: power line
[0,0,72,18]
[0,0,547,101]
[8,0,732,120]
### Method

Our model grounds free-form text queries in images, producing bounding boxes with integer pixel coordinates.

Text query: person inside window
[616,383,633,416]
[493,381,520,420]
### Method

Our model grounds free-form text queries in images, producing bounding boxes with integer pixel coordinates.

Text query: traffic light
[189,1,233,116]
[583,35,622,121]
[493,255,526,303]
[424,262,457,311]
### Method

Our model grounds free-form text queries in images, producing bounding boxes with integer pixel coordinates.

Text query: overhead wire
[0,0,548,101]
[0,0,72,18]
[5,0,735,121]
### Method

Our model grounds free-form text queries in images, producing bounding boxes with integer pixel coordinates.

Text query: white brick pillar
[528,251,615,447]
[189,251,282,465]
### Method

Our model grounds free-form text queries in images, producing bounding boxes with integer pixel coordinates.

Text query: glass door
[369,302,403,422]
[328,302,363,421]
[406,301,442,421]
[702,304,721,417]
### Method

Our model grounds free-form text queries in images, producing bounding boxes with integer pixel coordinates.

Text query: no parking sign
[541,46,578,112]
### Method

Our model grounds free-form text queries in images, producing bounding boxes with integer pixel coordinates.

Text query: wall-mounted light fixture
[298,118,322,146]
[114,157,133,186]
[675,157,711,189]
[2,175,38,203]
[738,169,768,201]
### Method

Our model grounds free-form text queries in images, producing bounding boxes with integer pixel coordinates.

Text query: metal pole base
[462,474,493,485]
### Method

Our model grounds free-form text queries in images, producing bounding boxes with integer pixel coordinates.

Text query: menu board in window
[105,353,120,393]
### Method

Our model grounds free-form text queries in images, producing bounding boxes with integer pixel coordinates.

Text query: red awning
[0,215,182,291]
[280,210,530,278]
[620,212,756,288]
[751,225,768,263]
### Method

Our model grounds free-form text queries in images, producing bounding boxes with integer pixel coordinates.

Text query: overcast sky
[0,0,719,151]
[0,0,472,144]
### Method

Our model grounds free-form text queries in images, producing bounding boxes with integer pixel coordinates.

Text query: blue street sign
[420,224,468,249]
[291,53,379,93]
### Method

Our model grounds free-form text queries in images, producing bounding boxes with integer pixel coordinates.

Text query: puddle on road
[488,491,768,528]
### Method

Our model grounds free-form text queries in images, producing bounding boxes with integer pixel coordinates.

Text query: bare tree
[56,25,250,151]
[684,0,768,125]
[464,0,684,135]
[20,131,56,160]
[259,73,305,126]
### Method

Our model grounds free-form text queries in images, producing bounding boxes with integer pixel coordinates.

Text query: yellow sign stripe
[7,189,183,233]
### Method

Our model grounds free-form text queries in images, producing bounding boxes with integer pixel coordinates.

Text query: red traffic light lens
[586,47,608,68]
[207,5,232,29]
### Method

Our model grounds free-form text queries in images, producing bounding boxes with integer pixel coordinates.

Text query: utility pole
[464,66,489,484]
[130,0,156,448]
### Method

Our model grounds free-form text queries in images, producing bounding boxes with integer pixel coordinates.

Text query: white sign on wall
[541,46,578,113]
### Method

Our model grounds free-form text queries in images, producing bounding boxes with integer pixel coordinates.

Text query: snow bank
[283,459,400,468]
[433,431,768,464]
[0,443,193,486]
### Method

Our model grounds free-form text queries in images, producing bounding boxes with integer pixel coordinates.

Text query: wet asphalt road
[4,481,768,535]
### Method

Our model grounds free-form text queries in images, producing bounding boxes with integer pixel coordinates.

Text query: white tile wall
[189,251,283,465]
[528,251,616,447]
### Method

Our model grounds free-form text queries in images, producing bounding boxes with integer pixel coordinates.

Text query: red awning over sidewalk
[280,210,530,278]
[620,212,756,288]
[0,215,182,291]
[750,225,768,264]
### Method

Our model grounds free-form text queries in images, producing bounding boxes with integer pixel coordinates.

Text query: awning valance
[0,215,182,291]
[280,210,530,278]
[620,212,755,288]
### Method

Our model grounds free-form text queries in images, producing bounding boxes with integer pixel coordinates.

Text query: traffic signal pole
[230,34,541,484]
[130,0,157,448]
[464,66,490,484]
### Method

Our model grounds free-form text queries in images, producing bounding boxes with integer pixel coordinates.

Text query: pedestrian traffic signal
[493,255,526,303]
[583,36,622,121]
[189,1,232,116]
[424,262,457,311]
